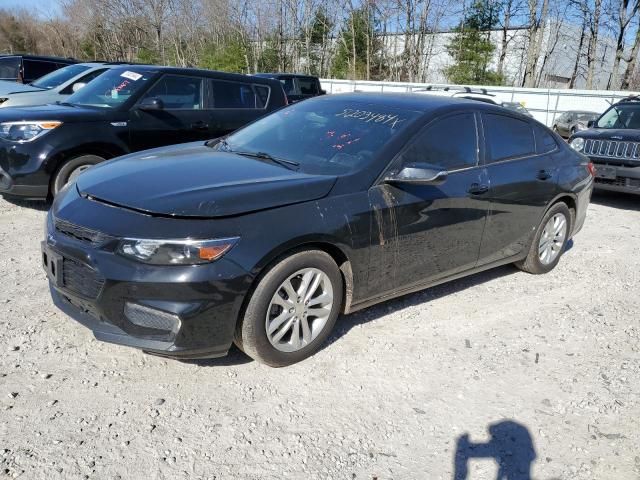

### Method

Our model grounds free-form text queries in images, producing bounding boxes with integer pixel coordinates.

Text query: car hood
[76,142,338,218]
[0,80,42,95]
[0,103,113,123]
[573,128,640,141]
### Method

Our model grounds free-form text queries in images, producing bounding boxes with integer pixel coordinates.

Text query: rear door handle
[468,183,489,195]
[537,170,552,181]
[191,121,209,131]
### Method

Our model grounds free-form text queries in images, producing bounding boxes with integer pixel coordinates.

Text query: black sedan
[43,93,594,366]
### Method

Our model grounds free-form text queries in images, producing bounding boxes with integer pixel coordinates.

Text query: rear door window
[483,113,536,162]
[279,77,296,96]
[209,79,264,109]
[142,74,203,109]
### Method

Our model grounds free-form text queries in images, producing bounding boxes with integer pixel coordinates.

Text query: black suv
[570,96,640,194]
[0,55,77,83]
[254,73,325,103]
[0,66,286,199]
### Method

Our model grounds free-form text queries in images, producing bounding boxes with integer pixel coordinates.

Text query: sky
[1,0,62,18]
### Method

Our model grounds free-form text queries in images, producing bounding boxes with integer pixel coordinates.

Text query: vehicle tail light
[586,162,596,177]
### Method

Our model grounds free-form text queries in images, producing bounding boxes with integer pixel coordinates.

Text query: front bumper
[589,159,640,195]
[43,224,253,359]
[0,140,51,198]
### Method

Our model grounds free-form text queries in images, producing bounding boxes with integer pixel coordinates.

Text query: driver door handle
[468,183,489,195]
[537,170,552,181]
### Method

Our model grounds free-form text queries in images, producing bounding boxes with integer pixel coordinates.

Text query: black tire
[52,154,104,196]
[235,250,343,367]
[515,202,572,274]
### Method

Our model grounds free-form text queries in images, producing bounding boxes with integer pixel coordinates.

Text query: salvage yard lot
[0,192,638,480]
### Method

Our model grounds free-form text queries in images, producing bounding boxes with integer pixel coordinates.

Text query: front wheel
[235,250,343,367]
[516,202,572,274]
[52,154,104,197]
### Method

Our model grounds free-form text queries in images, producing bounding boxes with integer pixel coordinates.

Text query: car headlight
[570,137,584,152]
[117,237,239,265]
[0,121,62,142]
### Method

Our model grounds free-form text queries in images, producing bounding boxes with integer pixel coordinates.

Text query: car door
[476,113,559,267]
[128,74,210,151]
[206,79,271,137]
[366,112,490,297]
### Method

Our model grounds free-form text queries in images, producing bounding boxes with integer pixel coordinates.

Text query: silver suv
[0,63,127,108]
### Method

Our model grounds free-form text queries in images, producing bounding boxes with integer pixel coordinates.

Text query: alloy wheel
[265,268,334,353]
[538,213,567,265]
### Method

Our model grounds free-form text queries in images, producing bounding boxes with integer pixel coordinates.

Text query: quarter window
[400,113,478,171]
[210,79,264,109]
[142,75,203,109]
[484,113,535,162]
[534,124,558,154]
[23,60,59,81]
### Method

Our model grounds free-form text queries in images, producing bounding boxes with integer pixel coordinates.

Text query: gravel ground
[0,191,638,480]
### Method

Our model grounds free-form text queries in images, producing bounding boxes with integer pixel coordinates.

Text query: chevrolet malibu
[43,93,594,366]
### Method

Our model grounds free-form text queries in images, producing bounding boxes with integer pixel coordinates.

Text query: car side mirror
[138,97,164,111]
[72,82,86,93]
[385,163,448,186]
[587,120,596,128]
[320,89,327,95]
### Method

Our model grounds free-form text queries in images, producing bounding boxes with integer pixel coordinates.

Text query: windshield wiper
[234,150,300,169]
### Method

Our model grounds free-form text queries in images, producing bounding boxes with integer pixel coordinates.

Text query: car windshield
[596,104,640,129]
[217,100,420,174]
[30,64,92,89]
[0,56,20,81]
[66,68,155,108]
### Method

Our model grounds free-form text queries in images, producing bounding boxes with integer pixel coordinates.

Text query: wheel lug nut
[289,308,294,313]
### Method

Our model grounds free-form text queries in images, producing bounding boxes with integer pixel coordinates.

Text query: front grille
[584,138,640,160]
[62,257,105,299]
[595,176,640,190]
[55,219,111,246]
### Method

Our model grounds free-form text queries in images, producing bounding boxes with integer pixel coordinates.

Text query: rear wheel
[52,154,104,196]
[516,202,571,274]
[235,250,343,367]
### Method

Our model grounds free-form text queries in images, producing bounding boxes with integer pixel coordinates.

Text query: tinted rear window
[0,57,20,80]
[484,113,535,162]
[23,60,59,81]
[298,77,319,95]
[210,79,264,109]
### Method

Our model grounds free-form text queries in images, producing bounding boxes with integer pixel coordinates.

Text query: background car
[553,110,600,138]
[43,93,594,366]
[569,96,640,195]
[0,62,125,108]
[254,73,325,103]
[0,65,287,199]
[0,54,77,83]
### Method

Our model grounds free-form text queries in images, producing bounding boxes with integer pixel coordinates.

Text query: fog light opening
[124,302,181,334]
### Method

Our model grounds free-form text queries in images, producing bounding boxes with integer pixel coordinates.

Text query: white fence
[319,79,639,127]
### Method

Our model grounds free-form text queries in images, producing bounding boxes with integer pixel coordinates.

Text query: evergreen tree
[445,1,503,85]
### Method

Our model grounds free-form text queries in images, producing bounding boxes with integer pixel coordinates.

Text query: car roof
[254,73,318,79]
[0,54,76,63]
[316,92,513,114]
[108,65,279,85]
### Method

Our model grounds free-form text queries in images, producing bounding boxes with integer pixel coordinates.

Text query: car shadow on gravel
[1,195,50,211]
[591,190,640,211]
[180,344,254,367]
[327,263,521,348]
